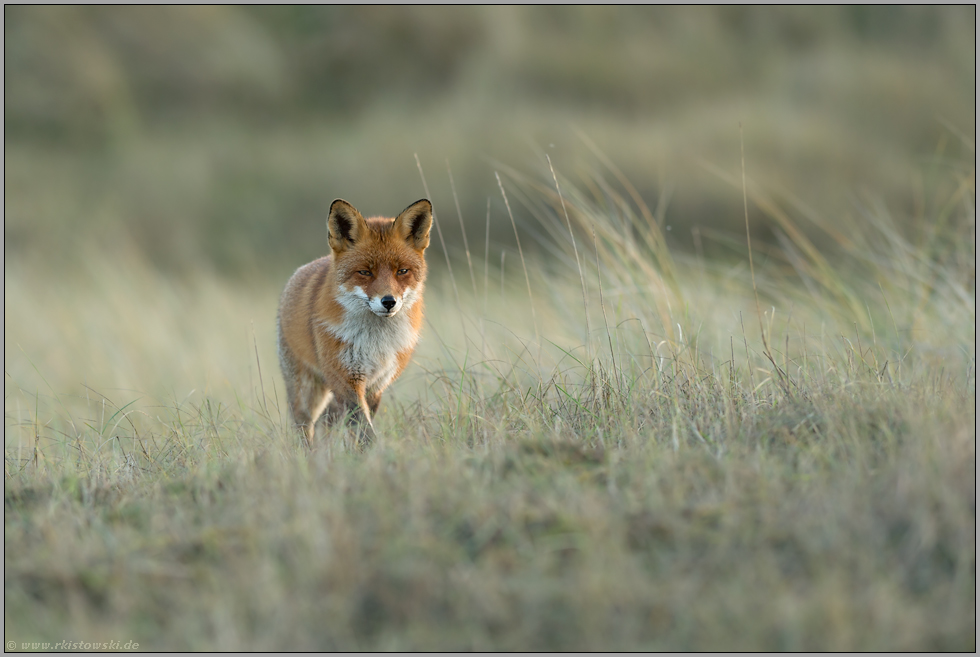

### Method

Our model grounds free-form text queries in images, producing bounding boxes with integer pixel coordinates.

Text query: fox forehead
[334,229,426,279]
[337,245,424,271]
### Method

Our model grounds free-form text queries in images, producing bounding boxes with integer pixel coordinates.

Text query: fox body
[277,198,433,444]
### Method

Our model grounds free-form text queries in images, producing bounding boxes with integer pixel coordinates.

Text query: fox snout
[370,293,402,317]
[370,284,422,318]
[337,284,418,319]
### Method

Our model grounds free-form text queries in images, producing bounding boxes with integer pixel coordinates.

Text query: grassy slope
[4,159,976,650]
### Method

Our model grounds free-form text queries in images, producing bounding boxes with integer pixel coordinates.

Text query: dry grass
[4,149,975,650]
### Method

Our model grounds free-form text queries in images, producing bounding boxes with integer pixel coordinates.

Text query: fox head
[327,198,433,318]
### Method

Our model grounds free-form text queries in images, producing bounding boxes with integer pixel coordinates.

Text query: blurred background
[5,6,975,280]
[5,10,975,651]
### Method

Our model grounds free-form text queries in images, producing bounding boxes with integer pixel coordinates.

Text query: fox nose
[381,295,397,311]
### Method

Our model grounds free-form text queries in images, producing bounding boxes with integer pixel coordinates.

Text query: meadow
[6,150,975,649]
[4,6,976,651]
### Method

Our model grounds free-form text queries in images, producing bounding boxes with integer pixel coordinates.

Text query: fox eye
[396,268,410,276]
[357,270,372,277]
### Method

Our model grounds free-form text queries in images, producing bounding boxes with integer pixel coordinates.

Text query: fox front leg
[334,380,377,448]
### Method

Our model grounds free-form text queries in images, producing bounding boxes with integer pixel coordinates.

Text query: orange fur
[277,198,432,445]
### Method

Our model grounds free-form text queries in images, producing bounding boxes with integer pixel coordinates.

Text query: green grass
[4,152,974,650]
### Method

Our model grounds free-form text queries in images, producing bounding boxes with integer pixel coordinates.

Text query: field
[4,6,976,652]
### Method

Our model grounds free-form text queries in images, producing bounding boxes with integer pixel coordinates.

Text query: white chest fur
[325,286,420,391]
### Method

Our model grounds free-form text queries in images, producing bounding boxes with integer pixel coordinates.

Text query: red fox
[277,198,433,445]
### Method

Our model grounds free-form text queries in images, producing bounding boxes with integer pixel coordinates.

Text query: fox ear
[393,199,433,251]
[327,199,367,253]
